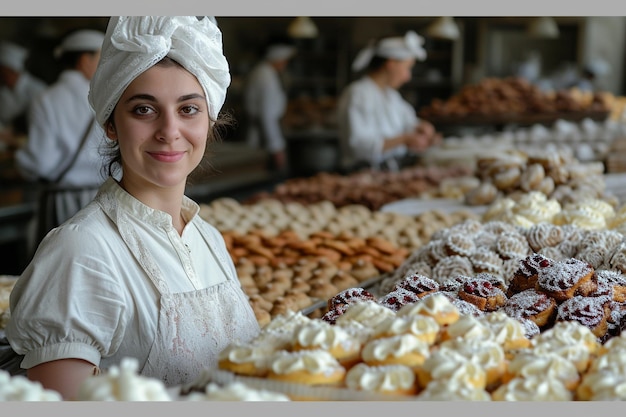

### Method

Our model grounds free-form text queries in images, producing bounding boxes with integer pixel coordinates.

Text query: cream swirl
[532,320,600,354]
[420,348,487,388]
[267,349,344,375]
[602,333,626,352]
[335,300,396,328]
[514,195,561,224]
[370,314,440,344]
[438,338,505,372]
[589,348,626,374]
[491,376,572,401]
[416,380,492,401]
[478,311,530,349]
[262,310,312,332]
[555,204,607,230]
[345,363,415,393]
[443,314,494,341]
[219,339,282,368]
[361,334,430,363]
[292,320,360,351]
[577,369,626,400]
[77,357,172,401]
[396,293,459,322]
[482,197,516,222]
[506,352,579,386]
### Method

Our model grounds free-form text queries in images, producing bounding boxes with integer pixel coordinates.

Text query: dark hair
[100,56,234,183]
[366,56,389,72]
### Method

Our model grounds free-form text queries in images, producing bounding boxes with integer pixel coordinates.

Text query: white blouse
[6,178,233,370]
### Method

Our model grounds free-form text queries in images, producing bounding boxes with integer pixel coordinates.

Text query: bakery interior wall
[0,16,625,136]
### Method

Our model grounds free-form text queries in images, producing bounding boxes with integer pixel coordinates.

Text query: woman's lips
[148,151,185,162]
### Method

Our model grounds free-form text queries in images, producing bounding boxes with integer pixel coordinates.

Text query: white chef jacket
[6,177,259,373]
[15,70,104,187]
[243,61,287,154]
[337,75,420,170]
[0,72,47,127]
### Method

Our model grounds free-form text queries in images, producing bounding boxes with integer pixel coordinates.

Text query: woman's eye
[134,105,154,115]
[181,105,199,115]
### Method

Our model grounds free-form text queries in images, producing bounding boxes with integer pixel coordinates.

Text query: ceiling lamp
[528,17,559,39]
[287,16,319,39]
[426,16,460,41]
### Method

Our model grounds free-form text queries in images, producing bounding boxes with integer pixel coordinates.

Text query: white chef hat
[0,41,28,72]
[351,30,427,72]
[265,44,296,62]
[53,29,105,59]
[88,16,230,127]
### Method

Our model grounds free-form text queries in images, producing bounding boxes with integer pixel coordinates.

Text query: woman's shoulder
[39,202,121,252]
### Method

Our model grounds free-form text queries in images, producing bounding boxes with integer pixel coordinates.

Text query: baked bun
[536,258,595,301]
[458,277,507,312]
[502,288,558,329]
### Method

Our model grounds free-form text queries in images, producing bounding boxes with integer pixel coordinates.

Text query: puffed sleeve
[6,222,129,369]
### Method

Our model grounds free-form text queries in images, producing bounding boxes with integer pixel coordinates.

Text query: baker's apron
[110,205,260,387]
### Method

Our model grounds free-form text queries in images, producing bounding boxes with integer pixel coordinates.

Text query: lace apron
[110,205,260,387]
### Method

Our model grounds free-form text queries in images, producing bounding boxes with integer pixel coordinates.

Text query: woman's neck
[118,177,187,235]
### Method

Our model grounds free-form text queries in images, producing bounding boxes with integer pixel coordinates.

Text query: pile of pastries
[225,229,409,325]
[419,76,611,118]
[379,219,626,293]
[462,148,612,207]
[201,200,477,324]
[244,165,473,211]
[481,190,626,233]
[200,196,477,250]
[211,291,626,400]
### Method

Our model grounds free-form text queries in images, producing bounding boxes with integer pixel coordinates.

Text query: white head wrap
[351,30,427,72]
[88,16,230,127]
[265,44,296,62]
[53,29,105,59]
[0,41,28,72]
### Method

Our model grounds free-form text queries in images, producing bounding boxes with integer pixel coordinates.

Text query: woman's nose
[155,111,180,142]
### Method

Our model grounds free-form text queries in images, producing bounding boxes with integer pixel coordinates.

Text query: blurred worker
[15,28,106,249]
[337,31,441,172]
[0,41,47,142]
[243,39,296,174]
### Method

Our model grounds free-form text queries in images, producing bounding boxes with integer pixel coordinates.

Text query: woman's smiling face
[107,61,210,193]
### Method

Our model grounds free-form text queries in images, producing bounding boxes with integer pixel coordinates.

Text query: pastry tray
[178,368,415,401]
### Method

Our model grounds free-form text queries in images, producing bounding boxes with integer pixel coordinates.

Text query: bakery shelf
[422,110,610,128]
